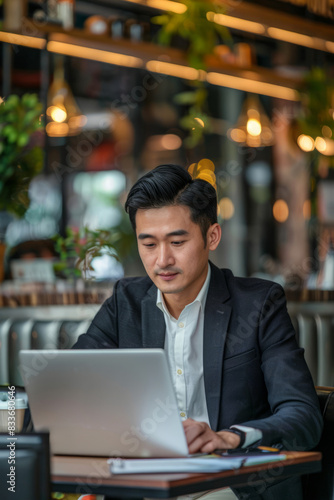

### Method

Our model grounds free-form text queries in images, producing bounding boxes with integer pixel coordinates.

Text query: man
[74,164,322,499]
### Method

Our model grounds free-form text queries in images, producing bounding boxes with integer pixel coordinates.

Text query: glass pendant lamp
[46,56,86,137]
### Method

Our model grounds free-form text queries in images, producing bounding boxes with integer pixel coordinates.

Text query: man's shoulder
[213,265,284,297]
[229,271,282,291]
[113,275,155,298]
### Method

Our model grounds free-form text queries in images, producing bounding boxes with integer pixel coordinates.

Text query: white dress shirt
[157,263,262,448]
[157,265,211,424]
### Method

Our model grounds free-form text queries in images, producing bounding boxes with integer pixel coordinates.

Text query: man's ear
[207,223,221,251]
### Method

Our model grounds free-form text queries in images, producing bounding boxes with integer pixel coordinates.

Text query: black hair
[124,164,217,244]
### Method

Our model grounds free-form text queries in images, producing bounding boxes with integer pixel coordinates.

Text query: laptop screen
[19,349,189,458]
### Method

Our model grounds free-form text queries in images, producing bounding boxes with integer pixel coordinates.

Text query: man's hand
[182,418,241,454]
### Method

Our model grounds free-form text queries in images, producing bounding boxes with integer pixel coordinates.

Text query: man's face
[136,205,220,306]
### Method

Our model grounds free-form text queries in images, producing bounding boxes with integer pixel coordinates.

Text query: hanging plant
[174,84,213,149]
[298,68,334,137]
[295,67,334,219]
[152,0,231,147]
[297,67,334,164]
[153,0,230,70]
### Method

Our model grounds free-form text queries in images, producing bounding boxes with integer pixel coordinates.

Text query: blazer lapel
[204,263,231,431]
[141,282,166,348]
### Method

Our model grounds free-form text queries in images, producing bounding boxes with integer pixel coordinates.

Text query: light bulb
[247,118,262,137]
[50,106,67,123]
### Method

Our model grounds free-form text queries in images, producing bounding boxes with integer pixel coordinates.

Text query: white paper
[108,454,286,474]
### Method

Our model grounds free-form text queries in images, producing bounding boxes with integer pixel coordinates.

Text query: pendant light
[228,94,274,148]
[46,56,86,137]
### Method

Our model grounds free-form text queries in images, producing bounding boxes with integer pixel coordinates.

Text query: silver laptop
[19,349,189,458]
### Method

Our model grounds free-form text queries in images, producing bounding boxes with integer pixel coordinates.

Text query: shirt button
[177,369,182,375]
[178,322,184,328]
[180,412,186,417]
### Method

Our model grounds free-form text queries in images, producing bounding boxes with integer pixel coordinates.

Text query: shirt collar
[156,263,211,315]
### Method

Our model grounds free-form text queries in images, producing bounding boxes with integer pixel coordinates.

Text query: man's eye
[172,241,184,246]
[143,243,155,248]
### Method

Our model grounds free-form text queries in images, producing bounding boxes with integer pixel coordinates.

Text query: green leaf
[4,95,20,110]
[153,0,230,70]
[22,93,38,109]
[5,112,18,123]
[17,132,29,148]
[0,93,44,216]
[8,130,18,143]
[174,91,199,105]
[180,115,197,129]
[151,15,170,26]
[2,125,15,137]
[23,109,40,126]
[3,166,14,178]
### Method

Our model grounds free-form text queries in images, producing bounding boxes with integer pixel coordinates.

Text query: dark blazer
[74,262,321,448]
[74,262,322,499]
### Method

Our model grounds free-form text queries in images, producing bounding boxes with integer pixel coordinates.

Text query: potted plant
[53,222,137,281]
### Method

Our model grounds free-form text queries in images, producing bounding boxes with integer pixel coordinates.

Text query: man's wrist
[230,425,263,448]
[221,428,246,448]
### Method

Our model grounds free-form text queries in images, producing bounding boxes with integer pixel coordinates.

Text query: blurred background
[1,0,334,288]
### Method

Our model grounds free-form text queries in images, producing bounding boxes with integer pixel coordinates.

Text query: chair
[0,432,50,500]
[303,386,334,500]
[0,320,11,385]
[8,319,34,386]
[59,320,91,349]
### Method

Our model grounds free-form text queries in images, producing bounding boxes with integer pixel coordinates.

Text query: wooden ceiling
[217,0,334,52]
[278,0,334,19]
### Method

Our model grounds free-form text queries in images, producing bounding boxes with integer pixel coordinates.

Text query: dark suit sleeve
[237,283,323,450]
[72,281,120,349]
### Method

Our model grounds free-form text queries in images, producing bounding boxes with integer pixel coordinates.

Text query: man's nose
[156,245,174,268]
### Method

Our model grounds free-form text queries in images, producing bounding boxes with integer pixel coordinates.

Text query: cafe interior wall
[272,98,310,287]
[0,52,311,281]
[0,4,333,283]
[0,77,274,280]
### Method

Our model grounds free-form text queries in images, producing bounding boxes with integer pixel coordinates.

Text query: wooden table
[51,451,322,498]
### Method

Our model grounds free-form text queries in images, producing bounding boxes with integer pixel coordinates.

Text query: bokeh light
[218,197,235,220]
[315,136,327,153]
[247,118,262,137]
[49,105,67,123]
[297,134,315,152]
[303,200,311,220]
[273,199,289,222]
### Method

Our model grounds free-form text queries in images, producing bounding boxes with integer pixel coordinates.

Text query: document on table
[108,453,286,474]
